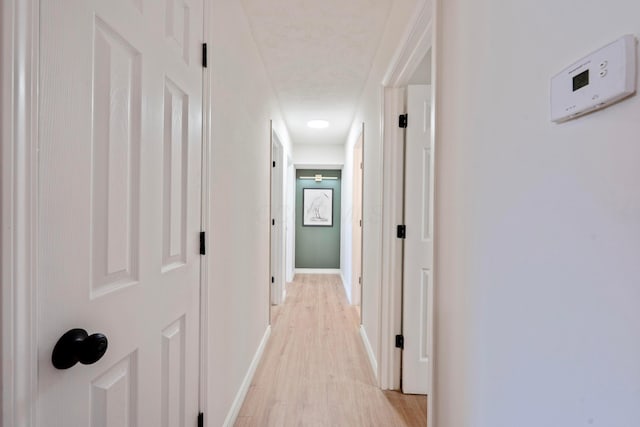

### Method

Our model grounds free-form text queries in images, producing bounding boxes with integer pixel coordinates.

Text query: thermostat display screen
[572,69,590,92]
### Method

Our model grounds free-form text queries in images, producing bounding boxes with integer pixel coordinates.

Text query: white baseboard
[294,268,341,275]
[222,326,271,427]
[360,325,378,380]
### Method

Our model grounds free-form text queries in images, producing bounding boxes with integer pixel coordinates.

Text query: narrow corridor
[235,274,427,426]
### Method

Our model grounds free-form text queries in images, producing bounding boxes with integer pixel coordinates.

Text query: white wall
[207,0,291,424]
[292,143,345,168]
[434,0,640,425]
[342,0,422,376]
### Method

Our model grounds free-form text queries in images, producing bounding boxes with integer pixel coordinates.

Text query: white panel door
[351,129,364,308]
[37,0,203,425]
[270,129,285,306]
[402,85,433,395]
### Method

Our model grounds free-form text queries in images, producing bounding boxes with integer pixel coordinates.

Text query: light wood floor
[235,274,427,426]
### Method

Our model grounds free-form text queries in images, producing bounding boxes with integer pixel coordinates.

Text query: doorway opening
[351,125,365,321]
[378,0,434,410]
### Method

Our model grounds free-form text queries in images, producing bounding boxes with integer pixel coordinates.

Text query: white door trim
[270,126,286,306]
[380,86,406,391]
[351,124,364,310]
[382,0,433,87]
[1,0,40,425]
[379,0,434,405]
[200,0,213,417]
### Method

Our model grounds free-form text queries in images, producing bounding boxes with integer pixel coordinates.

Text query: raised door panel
[162,79,189,272]
[161,317,186,427]
[165,0,191,63]
[91,18,142,298]
[91,353,138,427]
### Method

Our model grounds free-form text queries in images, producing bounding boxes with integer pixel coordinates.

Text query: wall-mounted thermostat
[551,35,637,123]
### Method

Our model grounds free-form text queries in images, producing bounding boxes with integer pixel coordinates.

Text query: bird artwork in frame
[303,188,333,227]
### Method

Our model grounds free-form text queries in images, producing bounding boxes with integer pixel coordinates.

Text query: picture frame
[302,188,333,227]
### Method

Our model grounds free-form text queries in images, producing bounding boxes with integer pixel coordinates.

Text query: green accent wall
[295,169,341,269]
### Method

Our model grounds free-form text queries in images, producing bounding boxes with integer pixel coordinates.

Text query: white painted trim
[379,87,406,391]
[1,0,39,426]
[200,0,213,415]
[294,268,342,275]
[428,1,441,425]
[222,326,271,427]
[271,127,286,306]
[382,0,432,87]
[359,325,378,380]
[379,0,435,396]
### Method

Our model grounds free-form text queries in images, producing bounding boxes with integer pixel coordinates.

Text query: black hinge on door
[272,219,275,226]
[395,334,404,349]
[359,219,362,227]
[397,225,406,239]
[271,276,275,284]
[199,232,206,255]
[399,114,408,128]
[358,276,362,285]
[202,43,208,68]
[273,161,276,168]
[198,412,204,427]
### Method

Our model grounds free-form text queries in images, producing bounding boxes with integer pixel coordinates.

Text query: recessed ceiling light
[307,120,329,129]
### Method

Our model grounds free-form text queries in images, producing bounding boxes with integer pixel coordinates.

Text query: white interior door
[270,129,285,305]
[37,0,204,425]
[402,84,433,395]
[351,129,364,309]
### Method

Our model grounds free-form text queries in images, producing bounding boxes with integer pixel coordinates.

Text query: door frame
[200,0,213,417]
[351,124,364,313]
[2,0,40,425]
[379,0,434,418]
[269,122,286,307]
[1,1,212,424]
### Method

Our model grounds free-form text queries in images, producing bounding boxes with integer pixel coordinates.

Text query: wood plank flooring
[235,274,427,426]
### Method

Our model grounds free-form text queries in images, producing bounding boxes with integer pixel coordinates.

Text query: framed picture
[303,188,333,227]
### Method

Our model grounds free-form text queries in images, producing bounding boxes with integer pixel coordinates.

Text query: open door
[352,125,364,319]
[402,84,433,394]
[37,0,204,425]
[270,125,286,308]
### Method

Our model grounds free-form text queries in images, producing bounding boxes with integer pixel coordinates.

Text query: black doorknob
[51,328,108,369]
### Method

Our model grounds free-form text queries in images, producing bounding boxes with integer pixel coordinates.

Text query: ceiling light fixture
[307,120,330,129]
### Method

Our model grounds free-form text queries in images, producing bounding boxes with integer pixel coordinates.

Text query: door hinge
[202,43,208,68]
[273,161,276,168]
[272,219,275,226]
[360,162,363,170]
[399,114,408,128]
[397,225,406,239]
[271,276,275,284]
[198,412,204,427]
[200,231,206,255]
[359,219,362,228]
[358,276,362,285]
[395,334,404,349]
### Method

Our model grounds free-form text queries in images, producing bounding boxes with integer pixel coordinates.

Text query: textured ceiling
[240,0,394,145]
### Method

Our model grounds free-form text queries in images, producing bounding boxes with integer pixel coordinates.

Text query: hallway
[235,274,427,426]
